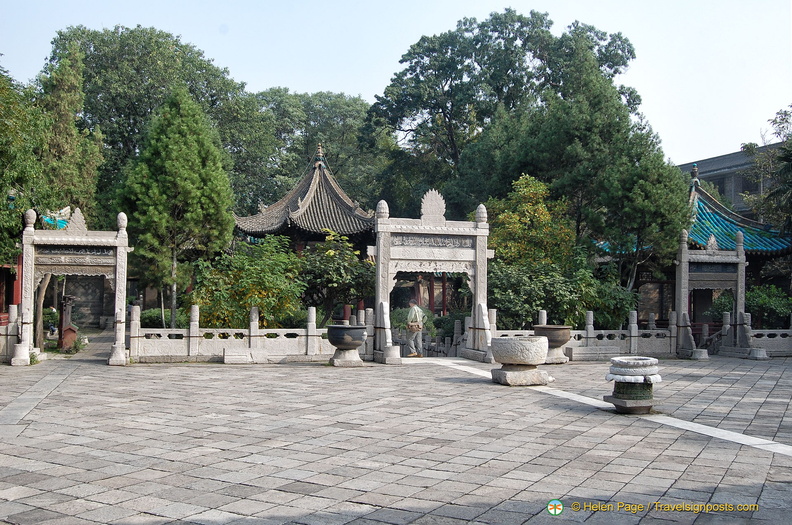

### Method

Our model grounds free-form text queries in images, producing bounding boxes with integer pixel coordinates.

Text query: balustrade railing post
[188,305,200,357]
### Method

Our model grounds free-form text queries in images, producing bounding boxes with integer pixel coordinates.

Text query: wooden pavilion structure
[234,145,375,250]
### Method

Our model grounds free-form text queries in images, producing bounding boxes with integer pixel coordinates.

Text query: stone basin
[490,336,554,386]
[490,336,548,365]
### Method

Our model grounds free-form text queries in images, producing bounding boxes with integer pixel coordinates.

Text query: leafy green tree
[46,25,267,226]
[253,89,392,213]
[190,237,305,328]
[485,175,575,268]
[367,9,636,217]
[121,86,234,327]
[0,66,46,263]
[300,230,375,327]
[485,176,635,329]
[765,142,792,233]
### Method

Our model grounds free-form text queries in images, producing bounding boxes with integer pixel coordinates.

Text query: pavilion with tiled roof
[689,178,792,257]
[673,166,792,336]
[234,145,375,247]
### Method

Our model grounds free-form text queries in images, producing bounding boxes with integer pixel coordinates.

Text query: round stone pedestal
[603,356,662,414]
[327,323,366,367]
[490,336,554,386]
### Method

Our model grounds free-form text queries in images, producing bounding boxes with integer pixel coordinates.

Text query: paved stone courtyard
[1,331,791,524]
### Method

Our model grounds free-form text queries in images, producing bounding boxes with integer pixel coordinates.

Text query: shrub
[140,308,189,329]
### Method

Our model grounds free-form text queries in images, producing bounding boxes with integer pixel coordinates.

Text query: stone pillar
[538,310,548,326]
[584,311,595,347]
[669,311,677,356]
[675,230,690,323]
[736,232,746,317]
[373,302,400,364]
[648,313,657,330]
[108,212,130,366]
[374,200,391,354]
[488,309,497,338]
[722,311,732,347]
[628,311,639,354]
[306,307,319,355]
[129,305,141,361]
[7,304,18,352]
[12,210,36,366]
[364,308,375,361]
[249,307,259,351]
[186,305,200,358]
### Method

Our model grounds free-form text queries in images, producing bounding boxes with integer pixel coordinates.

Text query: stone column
[249,307,259,352]
[12,210,36,366]
[108,212,130,366]
[668,311,677,356]
[129,305,141,361]
[186,305,200,358]
[648,313,657,330]
[722,311,732,347]
[374,200,391,353]
[538,310,548,326]
[306,307,319,355]
[364,308,375,361]
[736,232,746,317]
[675,230,690,322]
[584,311,595,348]
[628,311,638,354]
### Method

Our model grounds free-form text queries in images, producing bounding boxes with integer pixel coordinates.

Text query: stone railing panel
[751,329,792,357]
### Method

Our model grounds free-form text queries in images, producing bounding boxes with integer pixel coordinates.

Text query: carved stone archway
[675,229,745,350]
[373,190,493,363]
[11,209,132,366]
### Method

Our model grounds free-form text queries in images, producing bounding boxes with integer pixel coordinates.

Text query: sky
[1,0,790,165]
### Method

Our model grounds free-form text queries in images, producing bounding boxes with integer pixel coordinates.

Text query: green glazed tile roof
[690,185,792,255]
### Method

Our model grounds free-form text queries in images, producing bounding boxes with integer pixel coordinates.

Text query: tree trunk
[170,251,177,328]
[160,288,166,328]
[34,273,53,350]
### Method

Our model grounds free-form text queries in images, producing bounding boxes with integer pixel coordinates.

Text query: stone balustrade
[126,305,375,364]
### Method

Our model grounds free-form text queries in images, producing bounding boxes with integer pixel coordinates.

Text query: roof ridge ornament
[706,234,719,252]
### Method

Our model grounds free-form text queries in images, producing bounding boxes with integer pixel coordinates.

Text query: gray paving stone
[1,335,792,524]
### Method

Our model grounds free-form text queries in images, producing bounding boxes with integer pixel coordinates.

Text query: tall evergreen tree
[38,41,103,222]
[121,86,234,327]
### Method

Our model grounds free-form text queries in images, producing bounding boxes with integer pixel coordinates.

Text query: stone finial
[117,212,128,231]
[476,204,488,223]
[735,230,744,247]
[376,200,390,219]
[190,305,200,323]
[67,208,88,232]
[421,189,446,220]
[680,229,688,243]
[24,209,36,230]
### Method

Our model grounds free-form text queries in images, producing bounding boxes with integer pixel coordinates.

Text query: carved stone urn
[533,325,571,364]
[603,356,662,414]
[327,321,366,367]
[490,336,554,386]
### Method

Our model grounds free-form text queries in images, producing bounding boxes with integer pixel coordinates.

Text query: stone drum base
[329,348,364,367]
[491,364,555,386]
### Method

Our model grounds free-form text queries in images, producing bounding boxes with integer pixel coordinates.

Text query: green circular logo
[547,499,564,515]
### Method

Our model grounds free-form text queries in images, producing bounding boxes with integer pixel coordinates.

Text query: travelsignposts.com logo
[547,499,564,515]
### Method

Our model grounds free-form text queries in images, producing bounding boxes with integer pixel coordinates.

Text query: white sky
[1,0,790,165]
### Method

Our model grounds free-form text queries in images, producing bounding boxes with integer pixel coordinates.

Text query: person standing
[406,299,426,357]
